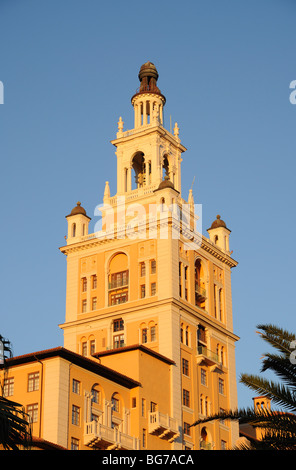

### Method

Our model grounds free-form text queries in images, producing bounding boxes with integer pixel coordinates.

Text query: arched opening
[72,223,76,237]
[108,253,129,306]
[162,155,169,180]
[132,152,145,189]
[195,259,206,309]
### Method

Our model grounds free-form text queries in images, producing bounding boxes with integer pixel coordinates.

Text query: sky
[0,0,295,410]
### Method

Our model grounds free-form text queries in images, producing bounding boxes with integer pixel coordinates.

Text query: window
[150,282,156,296]
[92,275,97,289]
[201,368,207,386]
[82,277,87,292]
[197,325,206,345]
[219,378,224,395]
[183,389,190,408]
[90,340,96,355]
[182,358,189,376]
[113,319,124,332]
[140,262,146,277]
[71,437,79,450]
[27,403,38,423]
[113,334,124,349]
[110,270,128,289]
[183,422,191,436]
[110,292,128,305]
[142,328,148,344]
[221,440,227,450]
[142,428,147,448]
[150,401,157,413]
[82,299,87,313]
[150,260,156,274]
[180,324,184,343]
[141,398,146,417]
[150,326,156,342]
[92,297,97,310]
[82,341,87,356]
[141,284,145,298]
[92,387,100,404]
[72,379,80,394]
[28,372,39,392]
[3,377,14,397]
[132,397,137,408]
[72,405,80,426]
[112,396,120,412]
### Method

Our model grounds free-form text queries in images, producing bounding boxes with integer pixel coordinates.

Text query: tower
[59,62,239,450]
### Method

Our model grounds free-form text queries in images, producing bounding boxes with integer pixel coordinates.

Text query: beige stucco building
[1,62,239,450]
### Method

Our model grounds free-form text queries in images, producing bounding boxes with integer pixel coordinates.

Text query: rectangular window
[150,282,156,296]
[140,262,146,277]
[150,326,156,342]
[82,299,87,313]
[82,342,87,356]
[28,403,38,423]
[221,440,227,450]
[142,428,147,448]
[28,372,39,392]
[110,270,128,289]
[201,368,207,386]
[183,422,191,436]
[182,358,189,376]
[72,379,80,395]
[142,328,148,344]
[150,401,157,413]
[112,397,119,412]
[219,378,224,395]
[113,334,124,349]
[110,292,128,305]
[141,284,145,298]
[72,405,80,426]
[92,297,97,310]
[150,259,156,274]
[90,340,95,355]
[92,389,100,404]
[141,398,146,417]
[113,319,124,332]
[183,389,190,407]
[3,377,14,397]
[92,275,97,289]
[71,437,79,450]
[82,277,87,292]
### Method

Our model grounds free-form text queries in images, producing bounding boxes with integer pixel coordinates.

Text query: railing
[108,278,129,290]
[197,345,219,363]
[84,421,139,450]
[148,411,178,435]
[200,440,212,450]
[195,283,206,298]
[135,85,162,94]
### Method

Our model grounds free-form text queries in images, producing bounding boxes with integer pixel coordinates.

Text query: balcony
[195,283,206,301]
[200,440,213,450]
[84,421,140,450]
[197,345,221,368]
[148,412,179,442]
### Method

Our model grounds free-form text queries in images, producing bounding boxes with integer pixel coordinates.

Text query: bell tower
[109,61,186,197]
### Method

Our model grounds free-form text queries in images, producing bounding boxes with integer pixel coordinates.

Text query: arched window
[72,223,76,237]
[108,253,129,306]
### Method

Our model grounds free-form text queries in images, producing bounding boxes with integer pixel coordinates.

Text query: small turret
[65,202,91,243]
[207,215,231,253]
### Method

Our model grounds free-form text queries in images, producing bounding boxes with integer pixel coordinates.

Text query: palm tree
[191,324,296,450]
[0,335,32,450]
[0,395,32,450]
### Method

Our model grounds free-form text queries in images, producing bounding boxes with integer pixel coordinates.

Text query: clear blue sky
[0,0,295,410]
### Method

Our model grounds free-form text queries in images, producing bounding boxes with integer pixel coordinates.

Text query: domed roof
[209,215,228,230]
[157,176,175,190]
[138,61,159,81]
[66,201,90,218]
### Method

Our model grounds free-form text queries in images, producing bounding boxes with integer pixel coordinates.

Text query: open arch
[194,258,207,309]
[132,152,145,189]
[108,252,129,306]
